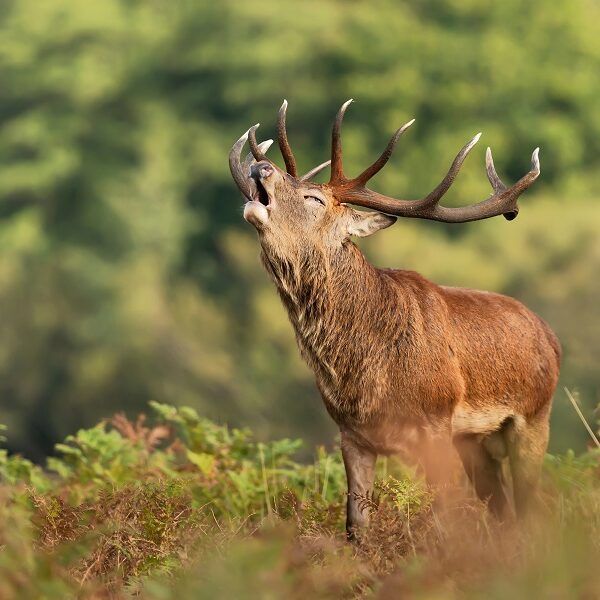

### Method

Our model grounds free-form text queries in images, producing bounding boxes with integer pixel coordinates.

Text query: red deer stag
[229,100,560,539]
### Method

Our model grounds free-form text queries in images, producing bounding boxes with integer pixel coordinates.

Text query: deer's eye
[304,195,325,206]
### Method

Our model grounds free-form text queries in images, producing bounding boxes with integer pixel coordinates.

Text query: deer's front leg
[340,431,377,541]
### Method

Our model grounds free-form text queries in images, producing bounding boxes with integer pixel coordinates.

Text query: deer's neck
[261,242,405,387]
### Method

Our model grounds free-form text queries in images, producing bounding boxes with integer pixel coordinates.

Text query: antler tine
[352,118,415,187]
[485,146,507,193]
[417,132,482,209]
[300,160,331,182]
[277,100,298,177]
[229,129,253,201]
[496,146,541,220]
[485,146,515,218]
[330,99,353,184]
[248,124,269,162]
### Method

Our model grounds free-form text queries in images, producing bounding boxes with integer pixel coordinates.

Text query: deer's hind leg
[504,409,550,517]
[453,433,511,518]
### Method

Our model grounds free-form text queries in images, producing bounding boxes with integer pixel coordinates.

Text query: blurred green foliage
[0,0,598,458]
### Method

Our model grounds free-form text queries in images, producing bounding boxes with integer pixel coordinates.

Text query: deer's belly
[451,402,515,436]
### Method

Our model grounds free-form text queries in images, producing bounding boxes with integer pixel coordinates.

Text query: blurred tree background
[0,0,598,459]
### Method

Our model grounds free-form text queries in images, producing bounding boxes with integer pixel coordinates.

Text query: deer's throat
[260,244,376,382]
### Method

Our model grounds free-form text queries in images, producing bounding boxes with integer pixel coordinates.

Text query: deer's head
[230,100,540,258]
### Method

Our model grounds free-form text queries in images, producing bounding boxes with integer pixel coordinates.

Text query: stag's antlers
[327,99,540,222]
[231,100,540,221]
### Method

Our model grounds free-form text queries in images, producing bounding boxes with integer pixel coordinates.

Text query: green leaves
[48,425,142,485]
[1,404,344,519]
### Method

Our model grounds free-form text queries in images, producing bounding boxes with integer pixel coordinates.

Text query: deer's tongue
[244,199,269,227]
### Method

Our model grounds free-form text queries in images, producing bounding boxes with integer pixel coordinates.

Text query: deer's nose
[250,161,274,180]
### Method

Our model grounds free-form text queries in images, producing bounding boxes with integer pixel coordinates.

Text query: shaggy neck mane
[260,240,402,388]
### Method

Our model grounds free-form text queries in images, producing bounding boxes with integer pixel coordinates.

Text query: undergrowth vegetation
[1,403,599,599]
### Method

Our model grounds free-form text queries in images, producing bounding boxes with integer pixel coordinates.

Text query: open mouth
[250,176,270,207]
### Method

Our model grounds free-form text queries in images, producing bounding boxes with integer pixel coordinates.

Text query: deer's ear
[346,209,397,238]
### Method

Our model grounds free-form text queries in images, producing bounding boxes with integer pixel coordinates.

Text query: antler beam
[328,100,540,223]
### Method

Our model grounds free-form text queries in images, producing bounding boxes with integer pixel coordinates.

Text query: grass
[0,401,599,599]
